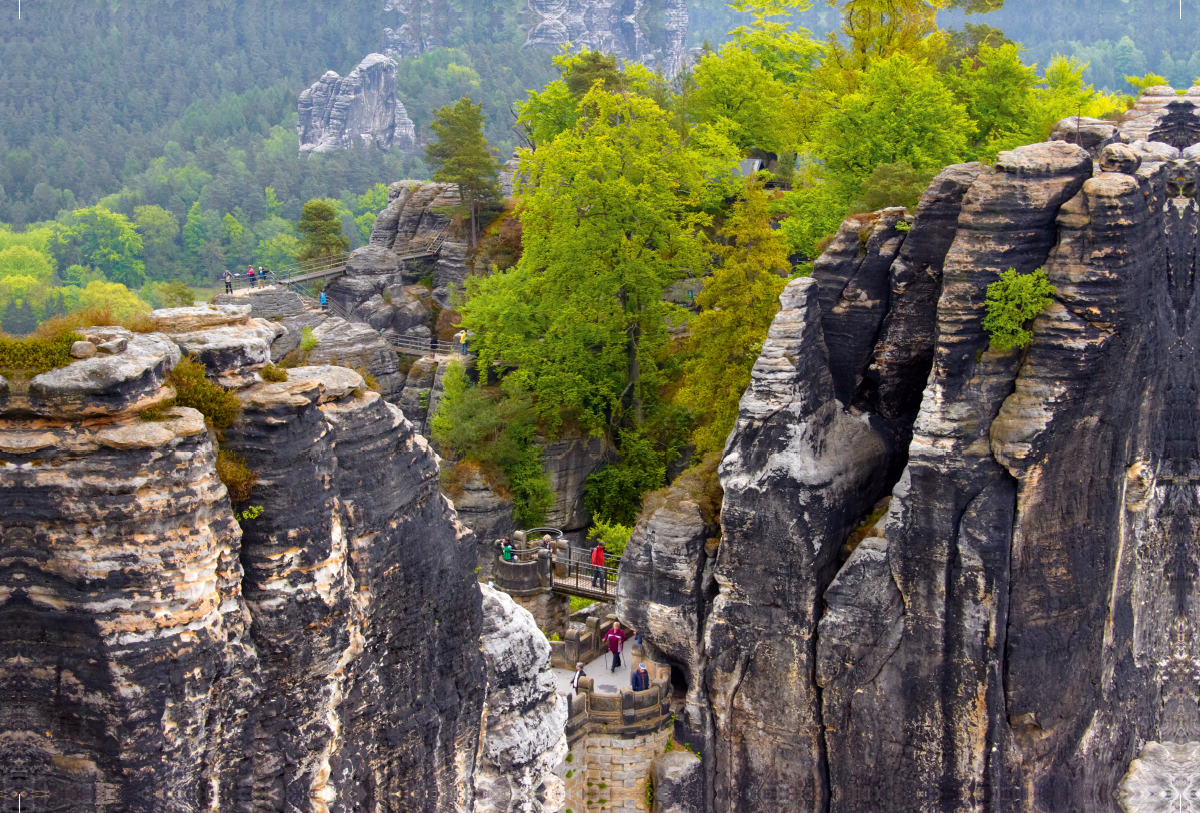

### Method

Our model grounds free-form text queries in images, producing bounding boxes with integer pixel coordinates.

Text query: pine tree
[425,97,501,251]
[2,299,38,336]
[296,200,349,262]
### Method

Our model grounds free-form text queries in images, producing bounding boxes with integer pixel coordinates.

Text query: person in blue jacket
[320,290,328,311]
[631,663,650,691]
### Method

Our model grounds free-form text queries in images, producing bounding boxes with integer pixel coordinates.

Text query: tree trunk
[627,294,643,427]
[470,196,477,251]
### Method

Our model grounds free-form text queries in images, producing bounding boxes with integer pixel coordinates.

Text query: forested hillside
[945,0,1200,92]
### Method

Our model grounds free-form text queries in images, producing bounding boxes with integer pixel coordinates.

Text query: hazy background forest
[0,0,1193,332]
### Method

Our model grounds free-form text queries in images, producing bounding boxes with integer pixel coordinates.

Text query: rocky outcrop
[523,0,690,77]
[0,310,527,810]
[476,584,568,813]
[627,121,1200,810]
[652,751,704,813]
[542,433,608,531]
[383,0,689,78]
[212,288,408,402]
[298,53,417,155]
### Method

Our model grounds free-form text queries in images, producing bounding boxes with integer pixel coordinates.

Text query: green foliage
[260,363,288,383]
[689,43,804,154]
[55,207,146,289]
[234,504,265,523]
[425,97,501,248]
[432,363,554,527]
[465,87,721,435]
[0,246,54,282]
[216,449,258,503]
[71,280,152,321]
[296,200,349,262]
[135,205,184,281]
[569,596,597,613]
[1125,72,1170,95]
[0,331,80,375]
[587,519,633,559]
[584,430,666,525]
[982,268,1056,352]
[299,327,318,353]
[849,161,938,214]
[142,280,195,308]
[817,54,973,187]
[678,177,788,457]
[169,356,242,435]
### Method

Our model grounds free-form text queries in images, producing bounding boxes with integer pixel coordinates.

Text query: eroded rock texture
[0,309,534,811]
[298,53,417,155]
[476,585,568,813]
[628,87,1200,812]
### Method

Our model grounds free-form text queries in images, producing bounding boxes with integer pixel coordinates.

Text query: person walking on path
[570,662,587,695]
[590,542,606,588]
[604,622,628,672]
[223,269,233,294]
[247,265,256,289]
[319,290,328,311]
[631,663,650,692]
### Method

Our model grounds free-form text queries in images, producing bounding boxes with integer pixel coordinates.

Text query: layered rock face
[625,87,1200,812]
[298,53,417,155]
[0,306,563,811]
[334,181,469,316]
[382,0,689,78]
[523,0,690,78]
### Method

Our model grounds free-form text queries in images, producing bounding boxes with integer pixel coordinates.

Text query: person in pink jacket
[604,622,629,672]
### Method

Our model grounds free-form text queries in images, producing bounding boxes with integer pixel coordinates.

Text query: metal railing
[396,228,449,261]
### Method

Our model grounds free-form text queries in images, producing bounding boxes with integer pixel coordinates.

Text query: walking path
[551,645,633,697]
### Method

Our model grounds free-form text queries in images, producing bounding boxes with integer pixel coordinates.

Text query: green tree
[953,42,1039,156]
[816,53,972,188]
[425,97,501,250]
[134,205,182,281]
[2,297,37,335]
[58,207,146,289]
[254,232,302,270]
[0,246,54,282]
[983,267,1056,351]
[223,213,252,267]
[463,87,711,434]
[69,279,151,321]
[689,44,803,154]
[295,200,349,262]
[849,161,938,213]
[677,176,788,456]
[183,202,223,274]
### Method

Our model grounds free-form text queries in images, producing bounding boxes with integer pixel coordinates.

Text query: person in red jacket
[604,622,628,672]
[590,541,606,588]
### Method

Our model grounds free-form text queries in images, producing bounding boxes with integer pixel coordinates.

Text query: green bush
[216,449,258,502]
[583,429,665,525]
[587,519,633,559]
[260,363,288,383]
[299,327,318,353]
[983,267,1056,352]
[431,362,554,526]
[169,356,242,435]
[0,332,80,376]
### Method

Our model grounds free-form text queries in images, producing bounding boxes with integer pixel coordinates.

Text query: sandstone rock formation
[476,584,568,813]
[211,288,408,401]
[0,307,565,811]
[298,53,417,155]
[383,0,689,78]
[624,87,1200,812]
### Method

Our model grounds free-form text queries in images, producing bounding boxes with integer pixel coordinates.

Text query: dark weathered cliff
[0,307,564,811]
[623,87,1200,813]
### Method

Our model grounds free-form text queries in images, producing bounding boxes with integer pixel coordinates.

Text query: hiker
[590,541,606,587]
[604,622,628,672]
[320,290,328,311]
[247,265,256,289]
[631,662,650,692]
[223,269,233,294]
[258,266,266,286]
[540,534,553,552]
[502,539,514,561]
[456,330,468,355]
[570,662,587,695]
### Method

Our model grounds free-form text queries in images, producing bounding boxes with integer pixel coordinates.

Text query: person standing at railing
[502,540,514,561]
[247,265,256,289]
[631,663,650,692]
[258,267,266,287]
[320,290,328,311]
[223,269,233,294]
[590,541,606,588]
[571,662,587,695]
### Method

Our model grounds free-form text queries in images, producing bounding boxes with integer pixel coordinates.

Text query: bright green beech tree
[465,87,712,435]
